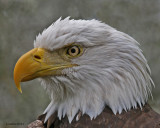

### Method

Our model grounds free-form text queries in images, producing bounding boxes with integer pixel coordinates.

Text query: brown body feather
[27,104,160,128]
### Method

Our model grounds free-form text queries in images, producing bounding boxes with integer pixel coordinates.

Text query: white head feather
[34,17,154,123]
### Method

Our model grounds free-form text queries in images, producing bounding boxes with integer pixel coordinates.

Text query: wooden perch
[27,104,160,128]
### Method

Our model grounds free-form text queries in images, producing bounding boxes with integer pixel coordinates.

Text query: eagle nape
[14,17,160,128]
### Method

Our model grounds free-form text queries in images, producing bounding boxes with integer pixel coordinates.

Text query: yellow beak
[14,48,76,93]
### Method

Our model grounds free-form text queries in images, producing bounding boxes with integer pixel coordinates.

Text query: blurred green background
[0,0,160,127]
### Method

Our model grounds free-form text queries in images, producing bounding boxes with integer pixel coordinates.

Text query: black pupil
[71,48,76,53]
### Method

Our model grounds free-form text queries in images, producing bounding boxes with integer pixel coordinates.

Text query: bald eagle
[14,17,158,127]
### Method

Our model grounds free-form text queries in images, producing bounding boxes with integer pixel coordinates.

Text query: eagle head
[14,17,154,123]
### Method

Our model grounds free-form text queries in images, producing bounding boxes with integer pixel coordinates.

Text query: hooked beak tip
[18,88,22,93]
[15,81,22,93]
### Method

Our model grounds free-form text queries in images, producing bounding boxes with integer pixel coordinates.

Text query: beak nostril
[34,55,41,59]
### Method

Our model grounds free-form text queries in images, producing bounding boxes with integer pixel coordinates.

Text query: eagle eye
[67,45,81,57]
